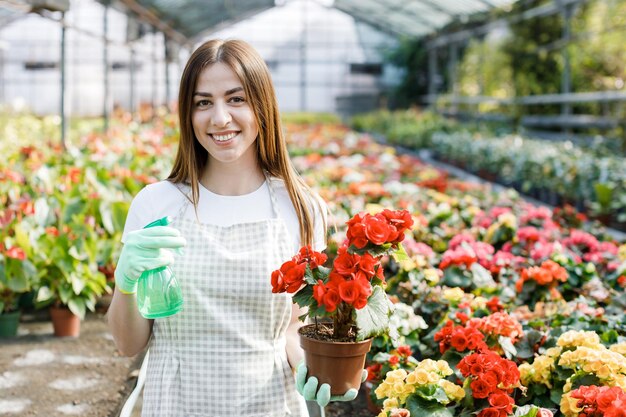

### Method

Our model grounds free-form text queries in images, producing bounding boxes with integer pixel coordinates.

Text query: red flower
[338,280,361,305]
[333,251,360,276]
[380,209,414,243]
[346,210,413,248]
[366,363,382,381]
[322,289,341,312]
[471,372,498,398]
[396,345,412,357]
[45,226,60,237]
[346,212,368,248]
[486,296,503,313]
[478,407,507,417]
[488,391,514,413]
[294,246,327,268]
[357,252,379,279]
[450,331,469,351]
[270,261,306,293]
[364,214,391,245]
[388,355,399,366]
[5,246,26,260]
[313,280,327,305]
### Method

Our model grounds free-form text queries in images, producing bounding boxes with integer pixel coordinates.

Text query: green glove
[114,224,186,294]
[295,362,367,408]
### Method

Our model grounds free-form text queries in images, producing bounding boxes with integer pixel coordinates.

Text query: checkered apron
[141,177,302,416]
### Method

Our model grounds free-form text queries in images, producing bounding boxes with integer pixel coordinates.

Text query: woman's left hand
[295,362,367,408]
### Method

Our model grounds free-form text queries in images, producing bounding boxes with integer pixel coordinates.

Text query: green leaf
[514,405,539,417]
[593,182,613,208]
[391,242,409,262]
[70,273,86,295]
[406,396,454,417]
[99,202,115,234]
[14,225,31,257]
[442,266,471,288]
[35,286,53,303]
[68,246,87,261]
[549,386,564,406]
[470,263,495,288]
[415,384,449,403]
[571,374,600,390]
[111,202,130,233]
[293,285,314,309]
[499,336,517,359]
[68,298,86,320]
[63,198,86,223]
[355,286,391,341]
[304,264,317,286]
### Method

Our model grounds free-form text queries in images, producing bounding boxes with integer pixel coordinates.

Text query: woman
[107,39,356,416]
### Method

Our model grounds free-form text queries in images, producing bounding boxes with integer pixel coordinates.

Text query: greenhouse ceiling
[1,0,519,43]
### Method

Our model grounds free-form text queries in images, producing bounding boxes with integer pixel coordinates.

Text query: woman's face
[191,62,259,169]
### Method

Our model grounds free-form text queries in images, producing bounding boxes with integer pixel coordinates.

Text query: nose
[210,101,231,128]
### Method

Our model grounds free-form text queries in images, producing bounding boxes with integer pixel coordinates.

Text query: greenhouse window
[350,63,382,75]
[24,61,58,71]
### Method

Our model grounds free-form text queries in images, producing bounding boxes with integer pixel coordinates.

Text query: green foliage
[383,38,429,108]
[355,286,393,341]
[505,0,563,101]
[457,37,514,111]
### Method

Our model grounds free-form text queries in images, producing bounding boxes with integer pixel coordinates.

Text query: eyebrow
[193,87,244,97]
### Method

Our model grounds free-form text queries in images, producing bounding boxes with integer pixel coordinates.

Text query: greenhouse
[0,0,625,416]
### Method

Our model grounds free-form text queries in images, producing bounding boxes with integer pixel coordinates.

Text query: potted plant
[271,209,413,394]
[0,244,36,337]
[33,219,109,337]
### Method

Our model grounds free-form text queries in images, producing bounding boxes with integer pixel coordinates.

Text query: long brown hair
[168,39,324,247]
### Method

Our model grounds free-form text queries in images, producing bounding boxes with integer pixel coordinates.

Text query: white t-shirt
[122,177,327,254]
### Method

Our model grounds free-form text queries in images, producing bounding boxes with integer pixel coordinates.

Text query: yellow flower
[618,244,626,261]
[423,268,440,284]
[560,392,582,417]
[470,296,487,311]
[398,257,417,271]
[498,212,518,229]
[443,287,465,303]
[557,330,602,349]
[484,223,499,244]
[610,342,626,356]
[545,347,563,358]
[435,360,453,376]
[411,369,431,386]
[440,380,465,402]
[383,398,399,409]
[377,412,387,417]
[427,372,440,384]
[467,206,481,217]
[519,354,557,388]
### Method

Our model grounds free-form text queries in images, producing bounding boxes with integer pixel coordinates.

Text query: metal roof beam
[386,3,439,31]
[116,0,188,45]
[415,0,458,18]
[334,4,416,38]
[428,0,587,48]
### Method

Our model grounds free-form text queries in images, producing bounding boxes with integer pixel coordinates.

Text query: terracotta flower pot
[49,306,80,337]
[0,310,21,338]
[298,324,372,395]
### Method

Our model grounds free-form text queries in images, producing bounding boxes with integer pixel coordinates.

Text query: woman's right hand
[114,226,186,295]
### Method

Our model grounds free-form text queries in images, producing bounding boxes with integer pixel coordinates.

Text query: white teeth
[212,132,237,142]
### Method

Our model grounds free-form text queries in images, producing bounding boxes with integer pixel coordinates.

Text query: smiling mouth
[211,132,239,142]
